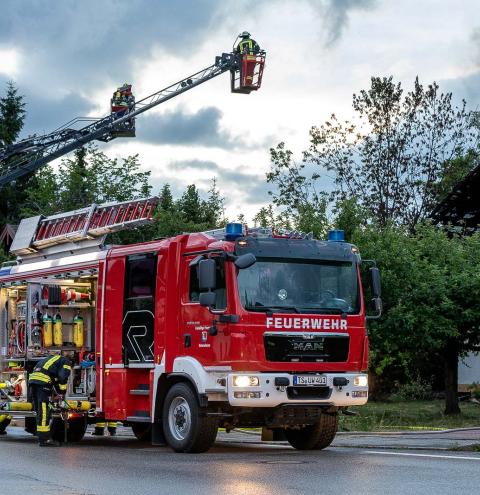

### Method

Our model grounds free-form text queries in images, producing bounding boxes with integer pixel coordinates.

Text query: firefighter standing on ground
[29,352,72,446]
[92,419,117,436]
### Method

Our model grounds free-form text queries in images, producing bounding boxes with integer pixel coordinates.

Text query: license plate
[293,375,327,386]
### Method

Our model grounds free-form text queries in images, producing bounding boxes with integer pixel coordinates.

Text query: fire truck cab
[0,201,381,452]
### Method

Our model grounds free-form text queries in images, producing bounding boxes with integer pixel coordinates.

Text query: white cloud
[3,0,480,222]
[0,47,20,77]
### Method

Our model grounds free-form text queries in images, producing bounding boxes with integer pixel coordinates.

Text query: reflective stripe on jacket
[238,38,259,54]
[29,355,71,391]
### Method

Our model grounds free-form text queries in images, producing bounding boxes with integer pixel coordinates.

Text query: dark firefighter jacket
[29,355,72,392]
[237,38,260,54]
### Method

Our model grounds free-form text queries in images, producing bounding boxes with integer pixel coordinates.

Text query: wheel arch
[153,372,207,423]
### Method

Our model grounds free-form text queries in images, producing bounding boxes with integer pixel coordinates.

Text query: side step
[129,389,150,396]
[126,415,151,423]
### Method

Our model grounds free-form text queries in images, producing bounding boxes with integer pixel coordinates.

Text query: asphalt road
[1,427,480,495]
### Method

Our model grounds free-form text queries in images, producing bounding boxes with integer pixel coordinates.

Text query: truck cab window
[125,254,156,298]
[189,259,227,310]
[123,253,157,364]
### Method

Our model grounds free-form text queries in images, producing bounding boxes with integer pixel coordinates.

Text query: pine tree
[0,81,27,227]
[204,178,225,226]
[159,184,174,211]
[178,185,203,223]
[0,81,26,147]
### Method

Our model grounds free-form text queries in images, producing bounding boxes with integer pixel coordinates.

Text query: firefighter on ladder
[92,419,117,436]
[28,351,72,446]
[236,31,261,88]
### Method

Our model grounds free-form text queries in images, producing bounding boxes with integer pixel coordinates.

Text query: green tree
[152,181,226,239]
[159,184,174,211]
[0,81,26,147]
[349,221,480,415]
[22,145,151,217]
[268,77,478,230]
[0,81,27,226]
[204,178,225,226]
[178,184,203,224]
[267,142,329,237]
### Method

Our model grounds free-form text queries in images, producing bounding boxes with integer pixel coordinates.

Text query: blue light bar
[328,229,345,242]
[0,266,12,277]
[225,223,243,241]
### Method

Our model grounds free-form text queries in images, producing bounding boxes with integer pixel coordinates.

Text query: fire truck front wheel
[284,412,338,450]
[163,382,218,453]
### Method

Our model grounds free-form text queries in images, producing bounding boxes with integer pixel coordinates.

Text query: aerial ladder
[0,45,266,188]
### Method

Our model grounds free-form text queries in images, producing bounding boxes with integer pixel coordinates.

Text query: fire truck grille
[264,333,349,362]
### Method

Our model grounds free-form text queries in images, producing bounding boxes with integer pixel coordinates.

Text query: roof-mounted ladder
[10,196,158,258]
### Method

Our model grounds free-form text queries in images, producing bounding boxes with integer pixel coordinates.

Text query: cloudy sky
[1,0,479,220]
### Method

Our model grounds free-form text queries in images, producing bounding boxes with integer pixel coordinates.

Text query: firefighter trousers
[30,383,52,441]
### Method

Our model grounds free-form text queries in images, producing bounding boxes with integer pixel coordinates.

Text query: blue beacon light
[225,223,243,241]
[327,229,345,242]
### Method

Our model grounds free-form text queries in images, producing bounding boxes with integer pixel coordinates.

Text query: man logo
[292,342,324,352]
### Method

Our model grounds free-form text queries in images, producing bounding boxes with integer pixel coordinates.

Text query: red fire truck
[0,198,381,452]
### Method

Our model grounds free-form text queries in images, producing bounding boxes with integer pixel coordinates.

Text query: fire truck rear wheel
[51,416,88,443]
[284,412,338,450]
[131,422,152,441]
[163,382,218,453]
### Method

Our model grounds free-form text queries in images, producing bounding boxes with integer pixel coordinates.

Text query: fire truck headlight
[233,375,259,387]
[353,376,368,387]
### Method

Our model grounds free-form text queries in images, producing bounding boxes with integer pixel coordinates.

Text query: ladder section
[10,197,158,257]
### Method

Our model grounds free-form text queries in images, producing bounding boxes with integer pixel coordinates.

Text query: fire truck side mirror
[369,267,381,298]
[367,267,382,320]
[234,253,256,270]
[199,291,217,308]
[198,259,217,291]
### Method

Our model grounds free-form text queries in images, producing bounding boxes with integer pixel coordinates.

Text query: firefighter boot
[39,439,60,447]
[107,422,117,436]
[92,426,105,436]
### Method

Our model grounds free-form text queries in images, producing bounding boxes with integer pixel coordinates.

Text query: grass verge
[339,400,480,432]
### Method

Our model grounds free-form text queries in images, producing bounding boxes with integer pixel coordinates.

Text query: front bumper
[227,372,368,407]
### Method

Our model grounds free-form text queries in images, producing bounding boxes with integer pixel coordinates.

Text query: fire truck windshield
[237,259,359,314]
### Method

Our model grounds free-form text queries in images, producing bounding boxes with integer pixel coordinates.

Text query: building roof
[430,164,480,231]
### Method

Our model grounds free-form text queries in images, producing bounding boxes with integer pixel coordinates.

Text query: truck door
[123,253,157,364]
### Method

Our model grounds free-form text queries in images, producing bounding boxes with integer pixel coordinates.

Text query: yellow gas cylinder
[65,400,92,412]
[42,314,53,347]
[5,402,33,411]
[73,314,84,348]
[53,313,63,346]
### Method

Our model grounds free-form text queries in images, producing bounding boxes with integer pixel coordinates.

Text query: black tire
[51,416,88,443]
[162,382,218,453]
[25,417,37,435]
[131,422,152,441]
[284,412,338,450]
[0,416,11,433]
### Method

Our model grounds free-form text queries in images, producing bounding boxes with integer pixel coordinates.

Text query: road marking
[364,451,480,461]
